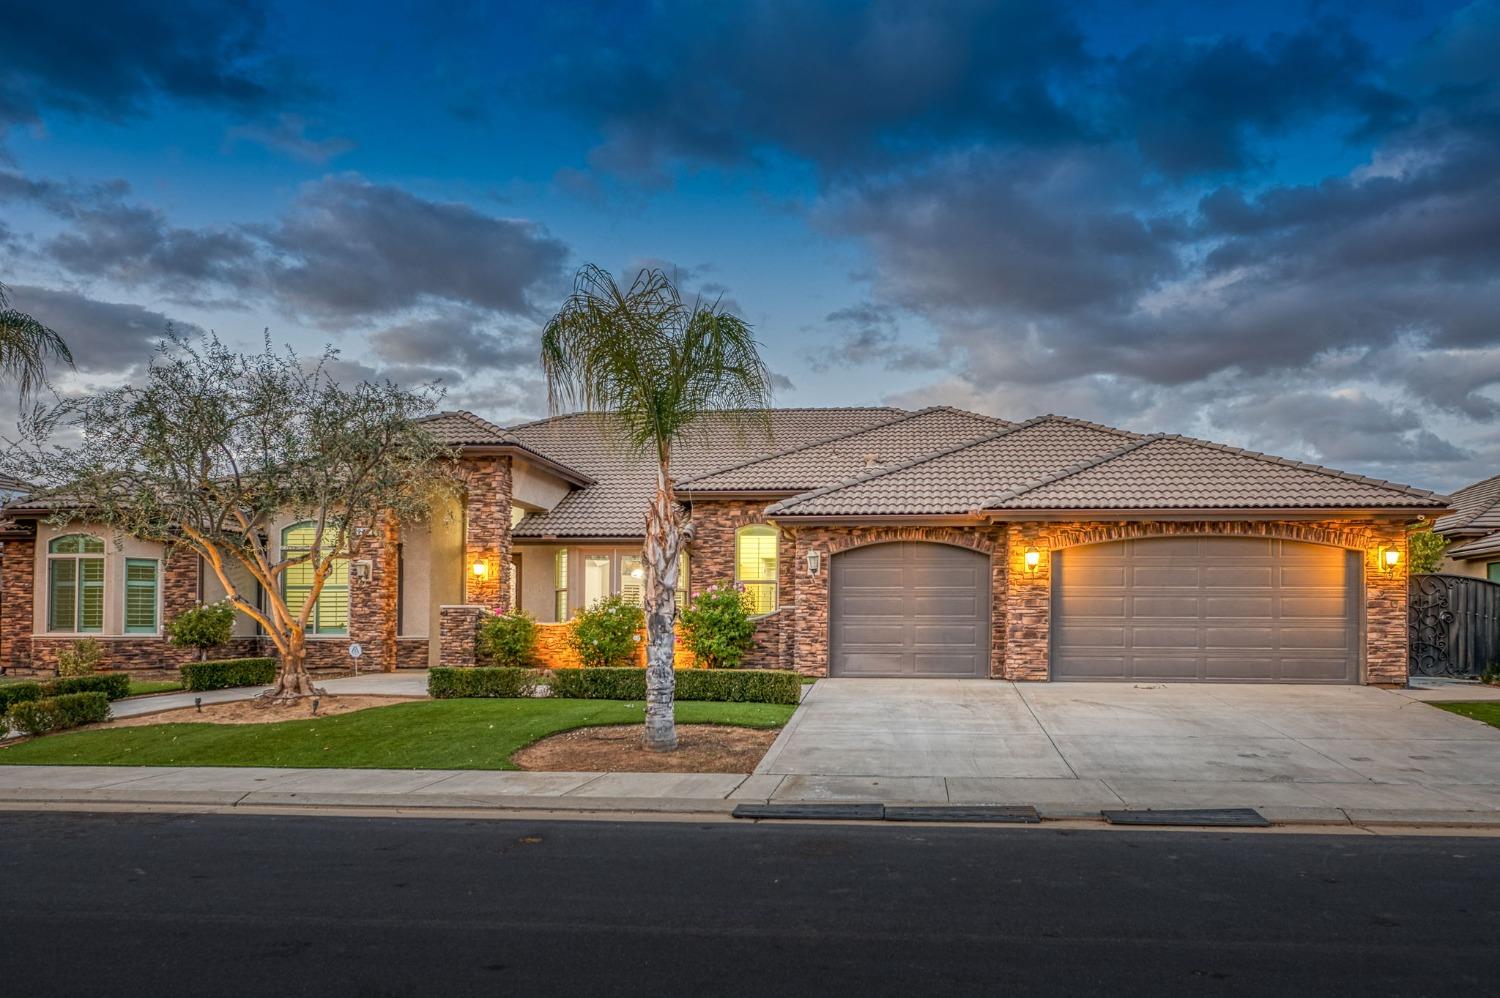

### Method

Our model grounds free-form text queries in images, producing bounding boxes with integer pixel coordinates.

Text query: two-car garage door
[1052,536,1359,683]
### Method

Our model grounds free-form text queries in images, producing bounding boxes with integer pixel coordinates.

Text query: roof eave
[983,506,1445,522]
[457,443,595,487]
[766,512,987,526]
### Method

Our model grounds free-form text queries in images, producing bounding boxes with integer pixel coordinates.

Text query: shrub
[679,583,758,669]
[167,601,237,659]
[0,681,44,714]
[477,611,539,668]
[46,673,131,701]
[428,666,543,699]
[549,667,800,705]
[7,691,110,736]
[568,596,645,668]
[56,638,104,677]
[181,657,277,691]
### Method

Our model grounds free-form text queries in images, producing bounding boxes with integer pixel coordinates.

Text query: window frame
[553,547,569,621]
[1488,562,1500,584]
[280,521,350,636]
[734,524,780,616]
[46,533,106,634]
[123,557,161,634]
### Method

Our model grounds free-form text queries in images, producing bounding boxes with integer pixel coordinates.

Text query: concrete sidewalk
[4,763,1500,827]
[107,670,430,720]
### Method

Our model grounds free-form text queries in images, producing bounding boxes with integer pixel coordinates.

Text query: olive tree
[6,335,456,701]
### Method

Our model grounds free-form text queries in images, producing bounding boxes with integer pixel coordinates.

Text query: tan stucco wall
[426,494,465,665]
[1437,554,1493,579]
[515,542,564,621]
[512,458,572,511]
[400,521,432,637]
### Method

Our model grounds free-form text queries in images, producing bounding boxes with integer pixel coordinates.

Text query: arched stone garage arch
[782,524,1004,677]
[1002,519,1410,684]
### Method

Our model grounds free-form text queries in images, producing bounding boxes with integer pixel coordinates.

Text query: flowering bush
[478,611,539,667]
[679,582,758,669]
[167,600,237,660]
[567,595,645,668]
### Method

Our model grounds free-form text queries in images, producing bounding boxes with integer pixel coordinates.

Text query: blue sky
[2,0,1498,489]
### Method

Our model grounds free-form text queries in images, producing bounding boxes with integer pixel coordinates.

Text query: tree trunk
[642,461,682,751]
[262,632,322,703]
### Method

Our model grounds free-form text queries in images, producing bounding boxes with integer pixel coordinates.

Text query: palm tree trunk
[642,463,681,751]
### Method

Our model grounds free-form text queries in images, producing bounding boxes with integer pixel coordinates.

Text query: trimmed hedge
[7,691,110,736]
[428,666,544,699]
[548,667,801,705]
[0,681,44,714]
[181,657,277,691]
[47,673,131,701]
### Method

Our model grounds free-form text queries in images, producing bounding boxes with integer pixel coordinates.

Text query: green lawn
[0,698,796,770]
[1434,702,1500,729]
[127,680,184,697]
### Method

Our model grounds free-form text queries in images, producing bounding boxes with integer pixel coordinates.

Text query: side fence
[1409,574,1500,679]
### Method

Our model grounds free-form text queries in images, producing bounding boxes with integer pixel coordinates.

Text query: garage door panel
[1204,596,1274,618]
[1131,596,1202,618]
[830,542,990,678]
[1054,538,1357,683]
[1132,566,1200,587]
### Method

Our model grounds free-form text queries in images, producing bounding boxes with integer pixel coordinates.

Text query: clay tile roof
[677,406,1009,492]
[765,416,1139,516]
[416,410,521,446]
[1433,473,1500,535]
[983,434,1444,511]
[508,407,901,537]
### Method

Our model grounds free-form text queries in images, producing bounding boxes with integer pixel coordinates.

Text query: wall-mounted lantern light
[471,559,489,579]
[1377,546,1401,572]
[806,549,822,575]
[1024,547,1042,574]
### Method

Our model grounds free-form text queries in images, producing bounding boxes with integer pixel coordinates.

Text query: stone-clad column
[463,456,513,613]
[1,533,36,669]
[349,513,401,672]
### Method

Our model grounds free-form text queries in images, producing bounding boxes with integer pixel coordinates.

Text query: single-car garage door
[830,542,990,678]
[1053,536,1359,683]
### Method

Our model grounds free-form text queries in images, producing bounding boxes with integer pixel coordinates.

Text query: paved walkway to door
[753,678,1500,814]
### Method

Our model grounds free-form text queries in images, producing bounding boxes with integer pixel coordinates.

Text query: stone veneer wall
[348,514,400,672]
[786,525,1006,677]
[462,456,513,612]
[1003,518,1411,685]
[687,498,798,670]
[2,535,36,668]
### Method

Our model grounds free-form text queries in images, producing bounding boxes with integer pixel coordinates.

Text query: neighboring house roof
[0,473,32,496]
[1444,533,1500,561]
[765,416,1138,517]
[982,435,1444,512]
[676,406,1009,493]
[509,408,902,537]
[1433,473,1500,536]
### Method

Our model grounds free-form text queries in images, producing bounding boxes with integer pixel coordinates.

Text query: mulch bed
[106,695,417,728]
[512,723,780,773]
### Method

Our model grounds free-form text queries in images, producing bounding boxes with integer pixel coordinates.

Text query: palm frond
[0,282,74,400]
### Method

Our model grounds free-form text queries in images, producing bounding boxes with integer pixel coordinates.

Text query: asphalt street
[2,809,1494,996]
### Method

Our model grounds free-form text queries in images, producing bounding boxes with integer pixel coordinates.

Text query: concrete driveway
[755,679,1500,814]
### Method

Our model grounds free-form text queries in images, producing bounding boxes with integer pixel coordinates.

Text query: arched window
[281,522,349,634]
[735,525,779,615]
[47,534,105,632]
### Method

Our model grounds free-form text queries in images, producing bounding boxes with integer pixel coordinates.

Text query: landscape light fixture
[311,697,320,716]
[194,697,202,713]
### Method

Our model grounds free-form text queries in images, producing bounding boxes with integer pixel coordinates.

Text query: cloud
[3,284,198,375]
[223,115,354,164]
[1,171,571,323]
[806,303,943,373]
[368,309,538,373]
[0,0,296,128]
[527,0,1087,180]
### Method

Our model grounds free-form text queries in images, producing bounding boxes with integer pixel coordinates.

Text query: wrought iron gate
[1409,574,1500,678]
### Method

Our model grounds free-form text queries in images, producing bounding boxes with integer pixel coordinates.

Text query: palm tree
[542,265,773,751]
[0,283,73,399]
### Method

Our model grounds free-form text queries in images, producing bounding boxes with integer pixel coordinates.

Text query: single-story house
[0,406,1445,685]
[1433,474,1500,581]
